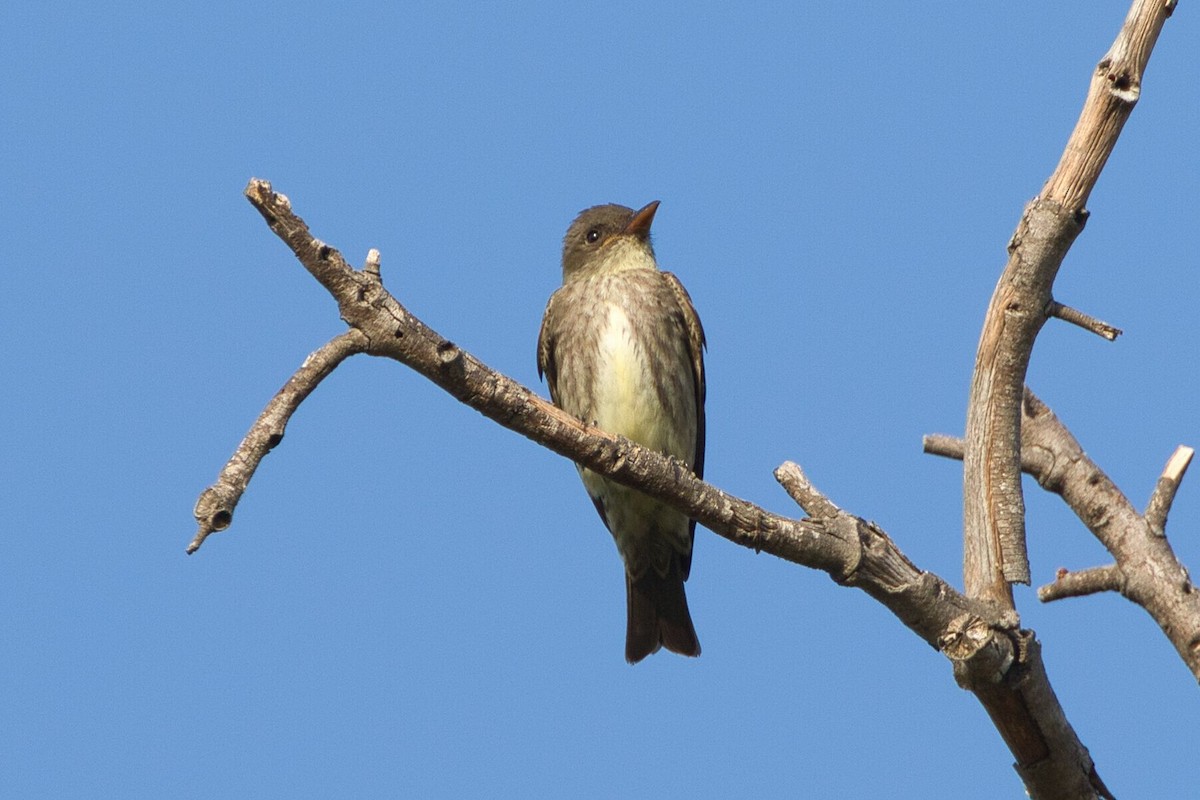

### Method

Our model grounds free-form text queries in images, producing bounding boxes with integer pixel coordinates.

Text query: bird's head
[561,201,660,281]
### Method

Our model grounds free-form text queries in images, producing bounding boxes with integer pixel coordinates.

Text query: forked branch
[961,0,1174,608]
[926,391,1200,680]
[190,3,1182,797]
[189,179,1114,799]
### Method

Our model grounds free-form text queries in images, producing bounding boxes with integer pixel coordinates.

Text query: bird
[537,200,706,663]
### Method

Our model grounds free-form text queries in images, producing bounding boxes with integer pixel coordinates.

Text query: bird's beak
[625,201,661,240]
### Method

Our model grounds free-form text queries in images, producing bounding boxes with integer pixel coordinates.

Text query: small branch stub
[364,248,382,276]
[1145,445,1194,534]
[1039,564,1124,603]
[1046,300,1123,341]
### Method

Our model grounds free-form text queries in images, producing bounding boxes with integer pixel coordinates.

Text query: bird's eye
[585,228,601,244]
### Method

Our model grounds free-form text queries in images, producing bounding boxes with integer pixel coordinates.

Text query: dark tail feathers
[624,556,700,664]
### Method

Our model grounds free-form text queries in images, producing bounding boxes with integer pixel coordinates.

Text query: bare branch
[1041,0,1175,209]
[1046,300,1123,341]
[924,433,1052,476]
[189,330,369,554]
[225,183,850,575]
[929,389,1200,680]
[773,460,841,520]
[205,181,1115,797]
[1019,393,1200,681]
[962,183,1084,601]
[1039,565,1124,603]
[194,1,1185,795]
[1145,445,1194,534]
[962,0,1174,606]
[775,464,1110,800]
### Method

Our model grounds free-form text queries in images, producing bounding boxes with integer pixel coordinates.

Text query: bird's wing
[536,292,558,395]
[662,271,706,482]
[538,288,613,532]
[663,271,706,580]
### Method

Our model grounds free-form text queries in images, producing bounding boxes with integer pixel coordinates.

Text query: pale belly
[591,305,669,448]
[574,302,694,572]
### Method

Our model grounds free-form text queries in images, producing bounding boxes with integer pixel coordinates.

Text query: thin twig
[923,433,1052,476]
[773,461,841,520]
[1145,445,1194,534]
[1039,565,1124,602]
[1046,300,1123,341]
[188,330,368,554]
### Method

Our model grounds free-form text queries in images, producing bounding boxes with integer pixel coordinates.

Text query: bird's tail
[624,556,701,664]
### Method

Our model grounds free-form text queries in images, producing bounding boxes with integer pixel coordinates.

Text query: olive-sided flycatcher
[537,201,705,663]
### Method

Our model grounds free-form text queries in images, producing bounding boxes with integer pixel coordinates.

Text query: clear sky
[3,2,1197,798]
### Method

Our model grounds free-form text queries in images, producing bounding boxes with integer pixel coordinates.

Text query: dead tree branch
[1045,300,1123,341]
[962,0,1174,607]
[191,180,1114,799]
[1038,566,1125,603]
[926,390,1200,680]
[190,3,1181,796]
[189,329,368,554]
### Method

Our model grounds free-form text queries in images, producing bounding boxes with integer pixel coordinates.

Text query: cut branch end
[1038,564,1124,602]
[1145,444,1194,533]
[774,461,839,520]
[1046,300,1123,340]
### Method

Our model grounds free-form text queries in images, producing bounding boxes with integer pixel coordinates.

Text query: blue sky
[3,2,1197,797]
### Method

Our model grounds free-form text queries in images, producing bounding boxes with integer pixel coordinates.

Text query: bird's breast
[589,301,681,458]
